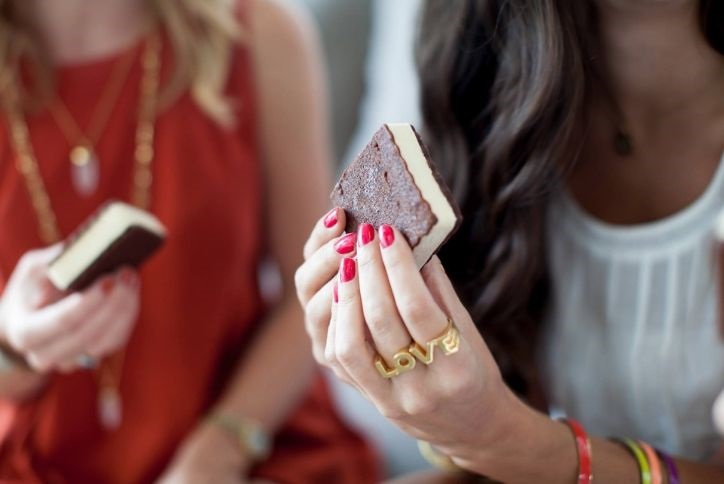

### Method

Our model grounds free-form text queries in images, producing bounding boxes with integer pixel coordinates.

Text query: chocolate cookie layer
[331,124,462,268]
[331,125,436,248]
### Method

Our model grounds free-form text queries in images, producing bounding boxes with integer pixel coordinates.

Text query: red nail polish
[333,281,339,303]
[334,233,357,255]
[339,258,356,283]
[101,278,115,294]
[120,269,134,285]
[379,225,395,248]
[323,208,338,228]
[358,223,375,246]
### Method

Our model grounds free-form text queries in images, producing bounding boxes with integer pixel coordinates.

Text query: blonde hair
[0,0,245,126]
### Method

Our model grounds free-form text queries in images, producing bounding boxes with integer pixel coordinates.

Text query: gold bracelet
[417,440,463,472]
[208,413,271,462]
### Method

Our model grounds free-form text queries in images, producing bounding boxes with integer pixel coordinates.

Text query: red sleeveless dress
[0,27,378,484]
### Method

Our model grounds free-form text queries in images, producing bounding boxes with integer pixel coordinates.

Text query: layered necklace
[50,44,138,197]
[0,31,161,430]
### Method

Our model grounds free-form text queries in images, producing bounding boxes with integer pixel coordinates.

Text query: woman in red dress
[0,0,377,482]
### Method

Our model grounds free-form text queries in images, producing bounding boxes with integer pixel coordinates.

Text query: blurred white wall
[297,0,371,163]
[342,0,423,166]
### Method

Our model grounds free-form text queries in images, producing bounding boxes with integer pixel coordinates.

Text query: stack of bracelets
[560,418,681,484]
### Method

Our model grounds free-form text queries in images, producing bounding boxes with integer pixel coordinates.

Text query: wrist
[170,418,254,479]
[446,378,524,461]
[448,384,577,483]
[212,422,254,472]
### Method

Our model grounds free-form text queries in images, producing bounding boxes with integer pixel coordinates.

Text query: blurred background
[295,0,429,478]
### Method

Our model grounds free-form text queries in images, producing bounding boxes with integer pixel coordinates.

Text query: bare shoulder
[245,0,327,127]
[244,0,329,164]
[243,0,332,271]
[247,0,321,66]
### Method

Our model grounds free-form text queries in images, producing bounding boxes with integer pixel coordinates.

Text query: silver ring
[75,354,98,369]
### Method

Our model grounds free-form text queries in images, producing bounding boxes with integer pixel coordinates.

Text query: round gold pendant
[69,145,100,196]
[70,145,93,167]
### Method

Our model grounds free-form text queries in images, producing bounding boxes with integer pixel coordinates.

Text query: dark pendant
[614,130,633,157]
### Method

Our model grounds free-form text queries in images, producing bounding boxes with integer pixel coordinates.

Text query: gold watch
[209,413,271,462]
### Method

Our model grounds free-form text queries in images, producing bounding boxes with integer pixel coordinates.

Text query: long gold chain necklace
[1,31,161,430]
[50,44,138,197]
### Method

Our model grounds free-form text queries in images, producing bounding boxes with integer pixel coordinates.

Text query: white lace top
[542,153,724,460]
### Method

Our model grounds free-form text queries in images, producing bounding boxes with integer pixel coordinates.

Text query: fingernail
[333,281,339,303]
[339,258,356,283]
[334,233,357,255]
[120,269,135,285]
[101,278,115,294]
[323,208,339,229]
[358,223,375,246]
[379,225,395,249]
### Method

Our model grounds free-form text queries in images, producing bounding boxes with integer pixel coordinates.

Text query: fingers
[15,243,64,274]
[295,231,357,306]
[302,207,346,260]
[25,270,140,371]
[334,257,388,396]
[324,281,351,383]
[355,223,412,365]
[326,281,372,399]
[304,277,336,363]
[14,243,65,307]
[83,269,140,357]
[324,281,338,364]
[7,280,107,352]
[378,225,448,344]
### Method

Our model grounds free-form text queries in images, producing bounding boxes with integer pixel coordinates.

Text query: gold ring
[374,318,461,379]
[410,318,460,365]
[374,349,416,379]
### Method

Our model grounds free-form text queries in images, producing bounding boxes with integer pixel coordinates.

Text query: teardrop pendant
[98,385,123,430]
[70,145,100,197]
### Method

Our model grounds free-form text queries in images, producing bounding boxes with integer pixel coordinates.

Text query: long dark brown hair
[418,0,724,393]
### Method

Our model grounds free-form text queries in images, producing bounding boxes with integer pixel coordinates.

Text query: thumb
[21,243,66,308]
[34,242,65,265]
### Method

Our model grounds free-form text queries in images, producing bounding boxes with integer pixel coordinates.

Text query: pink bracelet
[638,441,662,484]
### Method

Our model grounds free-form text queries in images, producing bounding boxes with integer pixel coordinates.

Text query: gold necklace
[49,44,138,197]
[1,31,161,430]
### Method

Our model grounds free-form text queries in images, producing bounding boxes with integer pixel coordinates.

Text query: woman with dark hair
[296,0,724,481]
[0,0,377,482]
